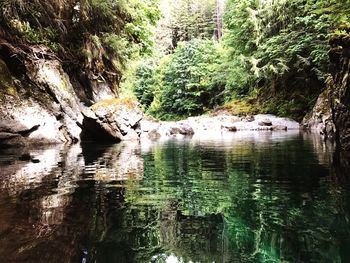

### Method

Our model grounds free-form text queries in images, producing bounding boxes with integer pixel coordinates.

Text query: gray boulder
[170,123,195,136]
[258,119,273,126]
[82,99,143,142]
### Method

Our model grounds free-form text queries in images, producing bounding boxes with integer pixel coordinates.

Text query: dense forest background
[1,0,349,121]
[121,0,350,121]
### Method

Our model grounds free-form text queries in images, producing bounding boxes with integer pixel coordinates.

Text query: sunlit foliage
[133,39,224,120]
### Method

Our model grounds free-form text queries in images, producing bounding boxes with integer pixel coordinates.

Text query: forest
[0,0,348,122]
[122,0,350,121]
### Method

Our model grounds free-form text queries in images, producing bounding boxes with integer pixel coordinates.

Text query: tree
[156,0,218,51]
[0,0,160,90]
[148,39,224,119]
[222,0,336,120]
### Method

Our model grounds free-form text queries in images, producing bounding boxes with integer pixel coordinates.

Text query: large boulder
[82,99,144,142]
[169,123,195,136]
[0,40,146,147]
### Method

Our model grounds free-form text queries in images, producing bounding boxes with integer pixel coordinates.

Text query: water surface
[0,131,349,263]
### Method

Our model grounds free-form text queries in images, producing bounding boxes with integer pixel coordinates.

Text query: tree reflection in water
[0,132,349,263]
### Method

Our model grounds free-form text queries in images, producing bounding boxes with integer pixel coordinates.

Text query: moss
[6,87,17,96]
[256,93,316,122]
[0,59,17,96]
[212,98,256,116]
[210,90,314,121]
[91,98,139,111]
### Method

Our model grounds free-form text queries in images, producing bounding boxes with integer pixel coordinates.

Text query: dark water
[0,131,349,263]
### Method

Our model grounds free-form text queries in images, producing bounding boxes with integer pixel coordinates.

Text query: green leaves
[132,39,224,119]
[220,0,346,120]
[156,40,224,118]
[128,0,349,121]
[156,0,219,50]
[1,0,160,89]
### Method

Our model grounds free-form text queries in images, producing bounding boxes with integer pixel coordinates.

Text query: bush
[132,39,225,120]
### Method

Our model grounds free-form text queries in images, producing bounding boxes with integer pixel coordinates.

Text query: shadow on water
[0,131,349,263]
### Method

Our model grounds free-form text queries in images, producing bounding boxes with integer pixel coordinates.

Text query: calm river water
[0,131,349,263]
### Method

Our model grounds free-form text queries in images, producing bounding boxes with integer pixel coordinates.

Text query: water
[0,131,349,263]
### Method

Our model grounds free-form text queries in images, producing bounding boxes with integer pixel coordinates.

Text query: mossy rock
[0,59,17,96]
[213,98,256,116]
[91,98,140,111]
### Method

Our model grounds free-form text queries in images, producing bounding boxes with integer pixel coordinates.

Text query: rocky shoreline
[0,38,347,149]
[0,52,303,147]
[140,114,300,141]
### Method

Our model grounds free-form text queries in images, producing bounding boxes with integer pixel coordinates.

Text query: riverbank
[140,114,300,141]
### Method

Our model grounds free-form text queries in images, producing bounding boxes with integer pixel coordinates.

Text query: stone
[91,82,116,102]
[0,58,84,146]
[222,124,237,132]
[82,98,144,142]
[0,132,20,140]
[169,127,181,135]
[273,125,288,131]
[168,123,194,136]
[241,115,255,122]
[258,119,273,126]
[140,119,160,133]
[176,123,195,135]
[329,35,350,165]
[139,114,300,142]
[302,88,335,138]
[148,129,161,140]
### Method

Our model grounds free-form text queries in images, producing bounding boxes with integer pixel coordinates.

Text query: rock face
[0,42,142,147]
[329,33,350,165]
[304,33,350,166]
[302,88,335,139]
[0,57,83,146]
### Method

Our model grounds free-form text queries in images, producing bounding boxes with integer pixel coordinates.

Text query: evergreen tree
[156,0,218,50]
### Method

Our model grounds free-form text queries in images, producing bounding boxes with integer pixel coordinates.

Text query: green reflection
[0,133,349,263]
[109,134,349,263]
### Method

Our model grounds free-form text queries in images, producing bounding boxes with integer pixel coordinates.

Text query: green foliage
[133,59,158,108]
[156,0,222,50]
[0,0,160,88]
[221,0,343,120]
[158,40,223,118]
[132,39,225,120]
[3,0,347,120]
[314,0,350,27]
[124,0,350,121]
[170,0,216,40]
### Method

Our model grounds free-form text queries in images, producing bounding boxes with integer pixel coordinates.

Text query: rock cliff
[0,41,142,147]
[304,32,350,166]
[329,33,350,166]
